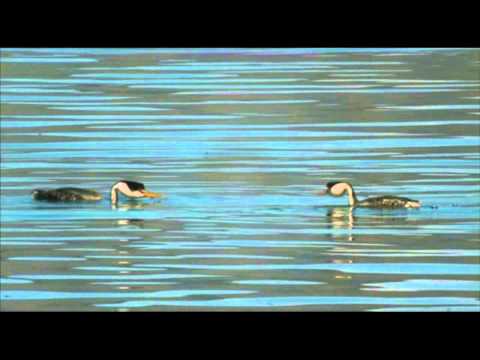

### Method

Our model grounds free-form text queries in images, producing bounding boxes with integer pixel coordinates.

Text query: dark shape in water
[316,181,421,208]
[32,180,162,205]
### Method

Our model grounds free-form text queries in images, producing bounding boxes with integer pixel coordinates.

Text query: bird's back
[32,188,102,201]
[357,195,420,208]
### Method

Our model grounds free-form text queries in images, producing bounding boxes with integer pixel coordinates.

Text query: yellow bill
[141,190,162,198]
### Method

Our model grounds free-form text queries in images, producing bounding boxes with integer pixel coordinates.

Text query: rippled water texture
[1,48,479,311]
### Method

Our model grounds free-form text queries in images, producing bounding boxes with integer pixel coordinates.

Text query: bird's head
[111,180,161,203]
[316,181,353,197]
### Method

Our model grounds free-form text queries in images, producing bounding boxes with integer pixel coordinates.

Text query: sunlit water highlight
[1,48,479,311]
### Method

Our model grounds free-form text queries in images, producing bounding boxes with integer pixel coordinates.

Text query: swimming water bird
[316,181,421,208]
[32,180,161,205]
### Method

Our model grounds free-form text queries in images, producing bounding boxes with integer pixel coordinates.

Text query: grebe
[316,181,421,208]
[32,180,161,205]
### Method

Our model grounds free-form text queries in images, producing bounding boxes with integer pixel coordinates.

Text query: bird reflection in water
[112,200,156,211]
[110,202,148,296]
[116,218,145,228]
[112,200,150,227]
[327,207,354,229]
[326,207,354,280]
[326,207,355,241]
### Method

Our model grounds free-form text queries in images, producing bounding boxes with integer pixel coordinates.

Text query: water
[0,48,479,312]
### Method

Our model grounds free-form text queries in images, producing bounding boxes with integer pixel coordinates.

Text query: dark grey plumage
[356,195,420,208]
[32,188,102,201]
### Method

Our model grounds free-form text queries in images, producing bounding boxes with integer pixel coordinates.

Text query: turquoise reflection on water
[93,296,479,309]
[364,279,480,292]
[0,278,33,285]
[1,57,98,63]
[371,306,479,312]
[132,263,480,275]
[1,289,254,301]
[173,89,462,95]
[1,48,479,311]
[9,274,220,281]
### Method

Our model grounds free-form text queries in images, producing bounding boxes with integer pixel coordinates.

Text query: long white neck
[345,186,357,207]
[335,183,358,206]
[111,184,119,204]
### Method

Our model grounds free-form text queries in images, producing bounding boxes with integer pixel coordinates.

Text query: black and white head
[111,180,160,204]
[317,181,354,197]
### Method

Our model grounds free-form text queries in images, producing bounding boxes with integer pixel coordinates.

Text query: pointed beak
[315,189,328,196]
[141,190,162,198]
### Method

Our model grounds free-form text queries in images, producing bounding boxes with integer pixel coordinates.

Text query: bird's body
[317,181,421,208]
[32,188,102,202]
[356,195,420,208]
[32,180,161,205]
